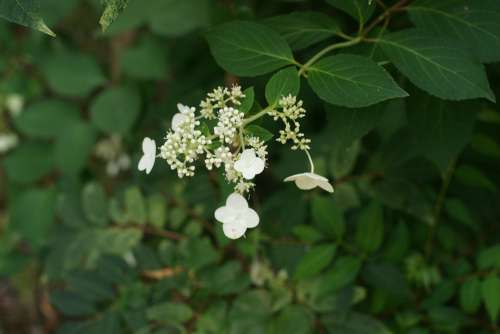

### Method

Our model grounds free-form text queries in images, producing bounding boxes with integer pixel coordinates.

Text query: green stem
[425,159,457,257]
[242,106,272,126]
[304,150,315,174]
[298,37,363,76]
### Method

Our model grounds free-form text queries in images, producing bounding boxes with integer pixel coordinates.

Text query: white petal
[215,206,232,223]
[240,148,256,161]
[142,137,156,156]
[241,168,256,180]
[138,155,155,174]
[233,159,246,174]
[317,179,334,193]
[243,208,259,228]
[222,221,247,239]
[226,193,248,210]
[177,103,190,113]
[252,157,265,175]
[172,113,188,131]
[295,176,317,190]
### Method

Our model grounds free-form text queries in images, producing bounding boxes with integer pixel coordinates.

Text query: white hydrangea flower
[5,94,24,117]
[284,172,334,193]
[214,107,244,143]
[138,137,156,174]
[171,103,191,131]
[215,193,259,239]
[234,148,265,180]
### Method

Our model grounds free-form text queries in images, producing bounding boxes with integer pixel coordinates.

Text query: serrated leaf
[90,86,140,135]
[481,275,500,324]
[265,66,300,105]
[459,277,481,314]
[264,11,339,51]
[406,92,477,171]
[408,0,500,63]
[326,0,375,24]
[100,0,129,31]
[206,21,296,76]
[294,244,336,280]
[377,29,495,102]
[0,0,55,36]
[308,54,407,108]
[245,125,273,142]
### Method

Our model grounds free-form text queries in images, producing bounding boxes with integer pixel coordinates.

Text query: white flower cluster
[268,95,311,151]
[95,135,131,176]
[138,85,334,239]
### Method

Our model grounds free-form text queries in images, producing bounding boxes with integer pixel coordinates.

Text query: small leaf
[206,20,296,76]
[326,0,376,24]
[377,29,495,102]
[147,302,193,325]
[311,196,345,241]
[90,86,141,135]
[355,202,384,254]
[82,183,109,226]
[459,277,481,314]
[294,244,336,280]
[308,54,407,108]
[239,87,255,114]
[0,0,55,36]
[124,187,147,224]
[3,142,54,184]
[319,256,363,293]
[265,11,339,51]
[147,194,167,228]
[54,121,96,175]
[245,125,273,142]
[270,305,313,334]
[100,0,129,31]
[265,66,300,105]
[481,275,500,324]
[477,245,500,270]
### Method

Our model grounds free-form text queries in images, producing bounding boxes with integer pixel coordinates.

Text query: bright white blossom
[284,172,334,193]
[215,193,259,239]
[214,107,244,144]
[171,103,191,131]
[234,148,265,180]
[138,137,156,174]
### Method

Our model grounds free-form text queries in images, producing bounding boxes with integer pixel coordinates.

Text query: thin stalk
[242,106,272,126]
[305,150,315,173]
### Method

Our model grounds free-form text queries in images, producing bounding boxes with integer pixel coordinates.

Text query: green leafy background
[0,0,500,333]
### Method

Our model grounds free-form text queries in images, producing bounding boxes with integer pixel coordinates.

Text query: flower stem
[297,37,363,76]
[242,106,272,126]
[305,150,315,173]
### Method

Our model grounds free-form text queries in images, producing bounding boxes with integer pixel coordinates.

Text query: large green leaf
[0,0,55,36]
[408,0,500,63]
[311,196,345,241]
[206,21,296,76]
[377,29,495,102]
[264,11,339,51]
[459,277,481,314]
[3,142,54,184]
[407,92,477,171]
[308,54,407,108]
[99,0,129,31]
[90,86,140,135]
[325,0,375,24]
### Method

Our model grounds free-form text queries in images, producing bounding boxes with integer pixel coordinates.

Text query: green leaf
[13,99,80,139]
[120,36,168,80]
[54,121,96,175]
[264,11,339,51]
[50,290,96,317]
[408,0,500,63]
[245,125,273,142]
[481,275,500,324]
[3,142,53,184]
[206,20,296,76]
[270,305,313,334]
[455,165,497,192]
[90,86,140,135]
[363,261,410,301]
[294,244,336,280]
[100,0,129,31]
[239,87,255,114]
[319,256,363,293]
[147,194,167,228]
[377,29,495,102]
[355,202,384,254]
[406,92,477,171]
[124,186,147,225]
[147,302,193,325]
[82,183,109,226]
[308,54,407,108]
[311,196,345,241]
[41,52,106,97]
[330,140,360,178]
[10,188,56,248]
[324,102,387,150]
[0,0,55,36]
[459,277,481,314]
[477,245,500,270]
[321,312,392,334]
[148,0,210,37]
[326,0,376,24]
[265,66,300,105]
